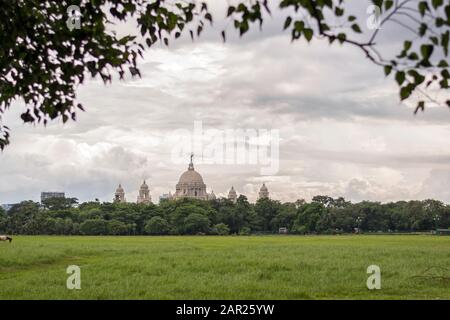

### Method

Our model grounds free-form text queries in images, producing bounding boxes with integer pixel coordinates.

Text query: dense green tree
[422,199,449,229]
[254,198,282,232]
[183,213,210,235]
[107,219,130,235]
[235,195,257,232]
[294,202,326,233]
[0,207,6,231]
[4,201,40,233]
[41,197,78,210]
[312,196,350,208]
[2,196,449,235]
[212,223,230,236]
[271,202,297,231]
[355,201,389,231]
[80,219,107,235]
[144,216,170,235]
[166,200,211,234]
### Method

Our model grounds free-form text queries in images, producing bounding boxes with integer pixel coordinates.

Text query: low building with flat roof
[41,192,65,203]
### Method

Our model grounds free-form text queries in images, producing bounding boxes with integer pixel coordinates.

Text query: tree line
[0,195,449,236]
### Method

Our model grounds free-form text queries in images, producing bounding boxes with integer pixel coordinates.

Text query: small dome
[140,180,149,189]
[116,184,124,192]
[260,183,268,191]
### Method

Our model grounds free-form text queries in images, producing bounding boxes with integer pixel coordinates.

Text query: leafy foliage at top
[0,0,449,150]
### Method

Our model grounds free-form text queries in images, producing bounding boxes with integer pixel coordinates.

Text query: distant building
[258,183,269,200]
[114,154,273,204]
[1,204,17,212]
[137,180,152,204]
[114,184,126,203]
[228,186,237,203]
[174,154,210,200]
[41,192,65,203]
[159,192,173,202]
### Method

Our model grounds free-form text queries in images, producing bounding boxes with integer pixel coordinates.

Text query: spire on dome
[188,152,194,170]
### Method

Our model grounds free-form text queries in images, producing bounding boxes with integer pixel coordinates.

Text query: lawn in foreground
[0,235,448,299]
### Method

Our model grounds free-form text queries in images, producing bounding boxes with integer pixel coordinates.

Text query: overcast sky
[1,1,449,204]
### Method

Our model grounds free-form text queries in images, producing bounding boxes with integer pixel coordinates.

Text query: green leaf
[303,28,313,42]
[408,52,419,60]
[438,60,449,67]
[372,0,383,10]
[432,0,444,9]
[400,85,412,100]
[335,7,344,17]
[418,1,429,17]
[384,65,392,76]
[430,36,439,45]
[419,23,427,37]
[205,13,212,25]
[420,44,434,60]
[408,70,425,85]
[403,41,412,51]
[351,24,362,33]
[385,0,394,11]
[284,17,292,30]
[227,6,235,17]
[337,33,346,43]
[395,71,405,85]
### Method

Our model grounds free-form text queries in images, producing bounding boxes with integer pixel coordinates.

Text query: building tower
[258,183,269,200]
[209,190,216,200]
[174,153,208,200]
[114,184,126,203]
[228,186,237,203]
[137,180,152,204]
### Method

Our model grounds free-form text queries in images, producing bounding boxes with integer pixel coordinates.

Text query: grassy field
[0,235,448,300]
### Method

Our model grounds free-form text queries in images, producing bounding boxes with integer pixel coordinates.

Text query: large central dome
[178,167,204,184]
[174,155,208,200]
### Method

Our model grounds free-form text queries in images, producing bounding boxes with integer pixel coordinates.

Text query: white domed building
[137,180,152,204]
[258,183,269,200]
[228,186,237,203]
[114,184,126,203]
[174,154,214,200]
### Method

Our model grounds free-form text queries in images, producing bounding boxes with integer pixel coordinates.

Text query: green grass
[0,235,449,299]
